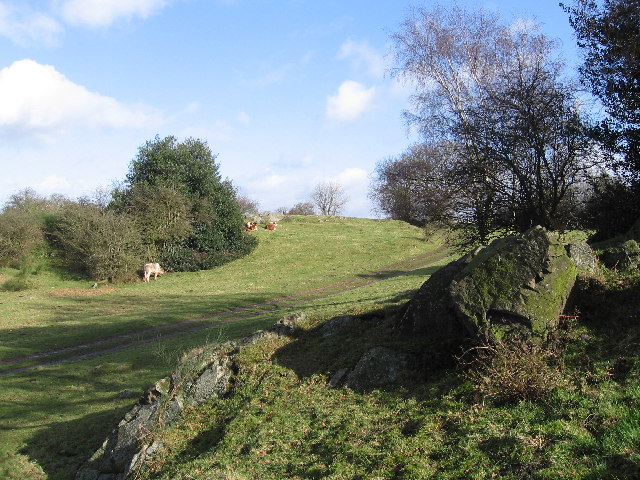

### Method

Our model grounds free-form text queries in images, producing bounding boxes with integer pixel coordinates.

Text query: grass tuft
[460,341,571,404]
[1,276,32,292]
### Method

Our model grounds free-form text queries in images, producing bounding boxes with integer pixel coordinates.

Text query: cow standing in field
[143,263,164,282]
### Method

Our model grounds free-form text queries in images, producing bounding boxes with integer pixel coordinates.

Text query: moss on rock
[401,227,580,346]
[449,227,577,342]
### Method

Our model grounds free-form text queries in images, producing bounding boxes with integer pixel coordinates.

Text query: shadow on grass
[8,256,448,479]
[20,407,131,480]
[272,300,459,385]
[356,264,443,281]
[5,314,277,480]
[0,289,290,479]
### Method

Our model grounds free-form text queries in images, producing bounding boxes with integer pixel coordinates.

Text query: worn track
[0,247,450,376]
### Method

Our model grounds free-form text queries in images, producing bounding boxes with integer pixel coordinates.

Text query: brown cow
[265,222,277,231]
[243,221,258,232]
[143,263,164,282]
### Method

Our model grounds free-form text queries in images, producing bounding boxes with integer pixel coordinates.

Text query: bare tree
[287,201,316,215]
[391,4,595,243]
[369,142,455,226]
[311,182,348,216]
[236,194,260,215]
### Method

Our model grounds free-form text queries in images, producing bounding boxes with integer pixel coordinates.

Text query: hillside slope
[0,216,452,479]
[131,246,640,480]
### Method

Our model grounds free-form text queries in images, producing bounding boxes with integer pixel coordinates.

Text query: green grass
[0,216,451,479]
[132,272,640,480]
[3,217,639,479]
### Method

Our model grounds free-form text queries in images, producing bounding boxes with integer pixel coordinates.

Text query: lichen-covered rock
[400,227,578,345]
[397,247,481,339]
[566,241,599,274]
[75,344,237,480]
[320,315,361,337]
[344,347,408,390]
[450,227,577,342]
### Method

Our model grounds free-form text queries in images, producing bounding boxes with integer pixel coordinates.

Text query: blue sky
[0,0,580,217]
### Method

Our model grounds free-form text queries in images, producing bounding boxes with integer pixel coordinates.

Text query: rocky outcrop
[566,241,599,274]
[76,313,305,480]
[601,240,640,270]
[399,227,581,344]
[320,315,362,338]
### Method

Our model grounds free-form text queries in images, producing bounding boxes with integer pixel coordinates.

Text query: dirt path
[0,247,450,376]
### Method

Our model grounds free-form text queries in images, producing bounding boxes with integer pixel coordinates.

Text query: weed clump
[1,276,32,292]
[462,341,570,404]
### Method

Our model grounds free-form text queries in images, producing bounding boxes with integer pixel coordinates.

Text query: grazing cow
[143,263,164,282]
[265,222,277,231]
[243,221,258,232]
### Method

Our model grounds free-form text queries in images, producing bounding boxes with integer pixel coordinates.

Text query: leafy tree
[563,0,640,237]
[369,143,454,227]
[583,174,640,240]
[116,184,193,261]
[391,4,594,243]
[0,189,70,267]
[563,0,640,177]
[115,135,256,271]
[3,188,70,219]
[311,182,348,216]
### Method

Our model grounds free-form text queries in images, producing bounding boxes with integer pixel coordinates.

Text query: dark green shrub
[159,243,200,272]
[585,175,640,241]
[114,184,194,260]
[114,135,257,271]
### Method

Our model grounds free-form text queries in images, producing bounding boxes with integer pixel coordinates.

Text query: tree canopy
[563,0,640,178]
[389,4,595,244]
[311,182,348,216]
[114,135,256,271]
[370,143,454,227]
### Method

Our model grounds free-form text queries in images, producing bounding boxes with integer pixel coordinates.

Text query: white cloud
[338,38,386,79]
[58,0,170,27]
[0,2,63,46]
[0,59,160,138]
[336,167,367,186]
[179,120,233,143]
[39,175,71,193]
[326,80,376,122]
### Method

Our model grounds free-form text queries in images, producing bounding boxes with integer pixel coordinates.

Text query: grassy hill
[0,216,452,479]
[2,217,639,479]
